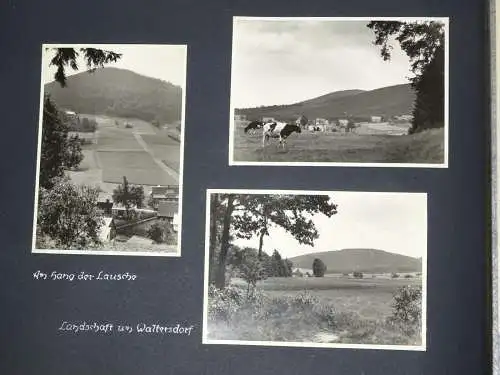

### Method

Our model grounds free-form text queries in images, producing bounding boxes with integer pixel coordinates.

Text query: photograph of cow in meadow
[32,44,187,256]
[203,190,427,350]
[229,17,448,167]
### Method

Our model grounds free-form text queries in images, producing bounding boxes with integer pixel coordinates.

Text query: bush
[391,273,400,279]
[353,271,363,279]
[404,274,412,279]
[390,285,422,326]
[147,223,164,243]
[207,284,244,322]
[125,123,133,129]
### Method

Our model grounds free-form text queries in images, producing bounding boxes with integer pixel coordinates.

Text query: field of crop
[232,121,444,164]
[65,115,181,193]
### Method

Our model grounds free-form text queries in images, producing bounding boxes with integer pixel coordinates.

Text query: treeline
[227,246,294,278]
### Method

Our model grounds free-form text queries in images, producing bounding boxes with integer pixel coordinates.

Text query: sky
[231,18,414,108]
[230,191,427,260]
[41,44,187,87]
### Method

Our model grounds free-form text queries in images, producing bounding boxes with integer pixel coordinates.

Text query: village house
[150,185,179,209]
[98,217,116,243]
[158,201,180,232]
[370,116,382,123]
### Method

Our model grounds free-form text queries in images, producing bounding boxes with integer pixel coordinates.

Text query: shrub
[390,285,422,326]
[391,273,400,279]
[207,284,244,322]
[147,223,164,243]
[353,271,363,279]
[404,274,412,279]
[125,123,133,128]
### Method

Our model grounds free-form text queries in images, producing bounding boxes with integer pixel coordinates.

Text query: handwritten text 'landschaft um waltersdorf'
[33,270,137,281]
[59,321,195,335]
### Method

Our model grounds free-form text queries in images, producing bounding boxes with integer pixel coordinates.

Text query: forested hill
[235,84,415,121]
[289,248,422,274]
[44,67,183,124]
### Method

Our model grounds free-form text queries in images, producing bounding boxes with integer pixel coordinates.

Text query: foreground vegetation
[207,283,422,346]
[233,127,444,164]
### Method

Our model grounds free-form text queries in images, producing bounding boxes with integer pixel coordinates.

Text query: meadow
[232,121,444,165]
[207,275,423,347]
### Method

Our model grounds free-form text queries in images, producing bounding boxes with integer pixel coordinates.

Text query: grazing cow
[244,120,264,134]
[262,121,301,148]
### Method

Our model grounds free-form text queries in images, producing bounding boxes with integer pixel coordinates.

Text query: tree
[211,193,338,288]
[367,21,445,133]
[112,176,145,219]
[37,177,103,249]
[238,251,267,297]
[47,47,122,87]
[312,258,327,277]
[65,135,84,170]
[39,96,84,189]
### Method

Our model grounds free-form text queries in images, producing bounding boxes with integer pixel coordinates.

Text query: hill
[235,84,415,121]
[289,248,422,274]
[44,67,183,124]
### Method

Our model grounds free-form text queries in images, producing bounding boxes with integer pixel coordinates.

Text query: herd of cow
[243,120,302,148]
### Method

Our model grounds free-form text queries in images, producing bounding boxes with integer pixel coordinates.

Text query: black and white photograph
[229,17,448,167]
[32,44,186,256]
[203,189,427,350]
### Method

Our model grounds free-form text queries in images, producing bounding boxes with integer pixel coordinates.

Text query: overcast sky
[41,44,187,87]
[231,191,427,260]
[231,18,413,108]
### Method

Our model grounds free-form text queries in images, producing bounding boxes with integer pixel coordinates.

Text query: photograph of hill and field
[229,17,448,166]
[32,44,186,255]
[203,190,427,349]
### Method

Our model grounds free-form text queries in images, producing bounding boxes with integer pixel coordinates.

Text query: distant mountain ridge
[45,67,183,124]
[289,248,422,274]
[235,84,415,121]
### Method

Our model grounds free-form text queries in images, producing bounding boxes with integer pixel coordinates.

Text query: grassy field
[232,121,444,164]
[207,276,422,346]
[249,276,421,320]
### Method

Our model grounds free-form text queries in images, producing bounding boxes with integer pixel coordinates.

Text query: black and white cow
[244,120,264,134]
[262,121,301,148]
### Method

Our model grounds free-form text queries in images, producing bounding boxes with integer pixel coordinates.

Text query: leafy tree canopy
[47,47,122,87]
[367,20,445,84]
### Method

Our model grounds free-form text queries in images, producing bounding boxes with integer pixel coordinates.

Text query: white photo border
[202,188,428,351]
[31,43,188,257]
[228,16,450,169]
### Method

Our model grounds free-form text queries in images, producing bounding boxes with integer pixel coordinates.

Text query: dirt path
[133,132,180,183]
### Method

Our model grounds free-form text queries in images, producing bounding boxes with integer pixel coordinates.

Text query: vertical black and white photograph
[203,190,427,350]
[229,17,448,167]
[32,44,186,256]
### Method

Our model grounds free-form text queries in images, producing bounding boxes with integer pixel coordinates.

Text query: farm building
[262,117,276,123]
[315,118,329,126]
[338,119,349,127]
[98,217,116,243]
[234,114,247,121]
[158,201,180,232]
[150,185,179,209]
[370,116,382,123]
[97,199,113,217]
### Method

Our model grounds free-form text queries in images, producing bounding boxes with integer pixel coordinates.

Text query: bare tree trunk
[209,194,219,266]
[258,228,265,259]
[215,194,235,289]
